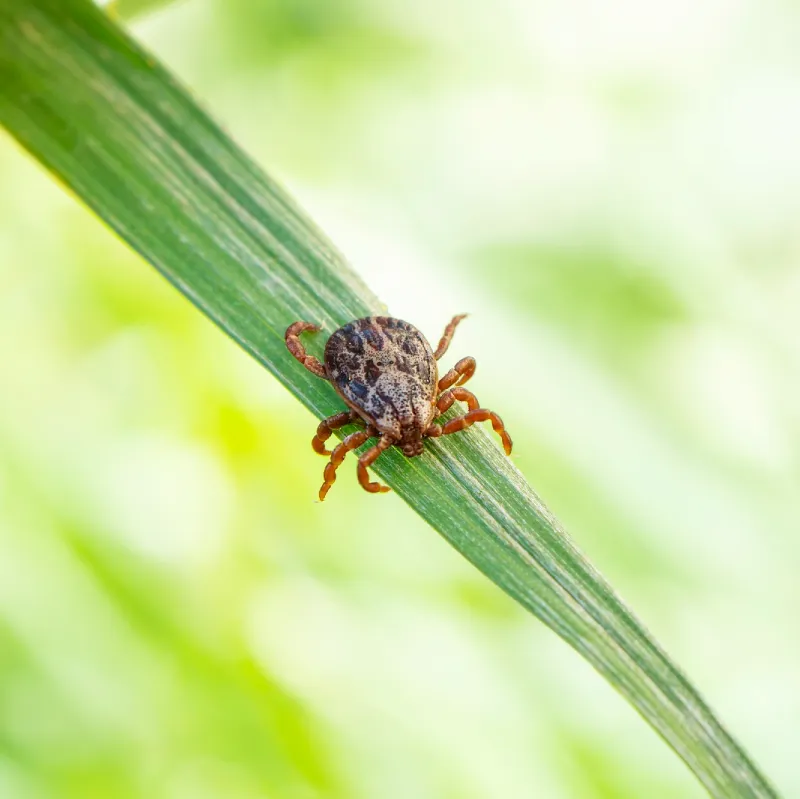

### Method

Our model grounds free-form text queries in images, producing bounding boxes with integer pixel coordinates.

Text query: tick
[285,314,513,500]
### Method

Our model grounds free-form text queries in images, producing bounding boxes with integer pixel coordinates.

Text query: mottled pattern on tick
[324,317,438,440]
[285,312,513,500]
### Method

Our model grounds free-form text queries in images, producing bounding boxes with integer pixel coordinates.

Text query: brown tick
[285,315,513,500]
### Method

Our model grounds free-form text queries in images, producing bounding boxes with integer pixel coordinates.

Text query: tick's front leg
[426,386,479,436]
[428,399,513,455]
[312,410,361,455]
[285,321,328,379]
[357,435,393,494]
[319,428,374,501]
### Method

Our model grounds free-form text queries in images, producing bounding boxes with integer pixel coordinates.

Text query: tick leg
[433,314,468,360]
[319,429,373,501]
[436,386,479,415]
[438,356,476,391]
[426,387,479,437]
[285,321,327,379]
[357,435,393,494]
[312,410,362,455]
[434,408,513,455]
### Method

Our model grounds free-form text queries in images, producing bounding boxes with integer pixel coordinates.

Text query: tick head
[400,439,424,458]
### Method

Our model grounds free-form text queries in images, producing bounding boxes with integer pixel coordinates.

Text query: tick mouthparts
[401,441,424,457]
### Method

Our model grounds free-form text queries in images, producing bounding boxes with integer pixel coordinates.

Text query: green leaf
[102,0,174,22]
[0,1,778,796]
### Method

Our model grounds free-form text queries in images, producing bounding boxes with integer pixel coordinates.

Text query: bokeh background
[2,0,800,796]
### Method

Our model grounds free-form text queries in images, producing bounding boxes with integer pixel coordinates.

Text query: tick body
[285,315,513,500]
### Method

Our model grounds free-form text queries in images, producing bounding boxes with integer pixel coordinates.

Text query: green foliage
[0,1,778,796]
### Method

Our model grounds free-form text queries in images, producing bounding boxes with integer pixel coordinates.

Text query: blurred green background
[1,0,799,796]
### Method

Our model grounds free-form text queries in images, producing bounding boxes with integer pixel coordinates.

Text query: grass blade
[0,1,778,795]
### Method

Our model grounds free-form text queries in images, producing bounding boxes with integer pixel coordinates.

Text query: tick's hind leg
[319,428,374,501]
[285,321,327,379]
[312,410,361,455]
[438,357,476,391]
[357,435,393,494]
[433,314,468,360]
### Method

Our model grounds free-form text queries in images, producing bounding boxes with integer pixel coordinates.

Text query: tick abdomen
[324,317,438,437]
